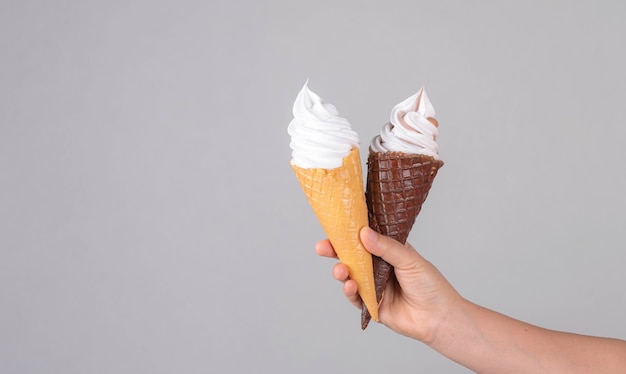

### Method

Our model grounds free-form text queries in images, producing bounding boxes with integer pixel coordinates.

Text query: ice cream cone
[360,151,443,329]
[292,147,379,323]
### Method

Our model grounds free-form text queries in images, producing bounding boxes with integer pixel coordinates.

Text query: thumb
[360,227,425,271]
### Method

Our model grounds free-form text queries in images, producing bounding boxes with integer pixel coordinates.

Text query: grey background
[1,1,625,373]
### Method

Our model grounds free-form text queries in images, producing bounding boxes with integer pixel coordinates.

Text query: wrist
[421,296,470,349]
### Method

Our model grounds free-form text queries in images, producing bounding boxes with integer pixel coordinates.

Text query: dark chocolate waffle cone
[361,151,444,329]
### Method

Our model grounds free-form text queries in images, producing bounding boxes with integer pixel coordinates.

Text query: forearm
[426,299,626,374]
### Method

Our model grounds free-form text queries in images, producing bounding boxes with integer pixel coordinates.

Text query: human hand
[318,227,626,373]
[316,226,462,343]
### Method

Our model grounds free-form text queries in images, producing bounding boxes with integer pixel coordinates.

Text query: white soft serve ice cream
[288,81,359,169]
[370,86,440,160]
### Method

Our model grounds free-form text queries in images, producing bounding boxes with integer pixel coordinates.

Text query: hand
[318,227,626,373]
[316,226,462,343]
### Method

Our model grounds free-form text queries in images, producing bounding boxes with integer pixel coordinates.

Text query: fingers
[315,238,362,309]
[332,262,349,281]
[315,239,337,259]
[342,279,362,309]
[332,263,362,308]
[360,226,425,271]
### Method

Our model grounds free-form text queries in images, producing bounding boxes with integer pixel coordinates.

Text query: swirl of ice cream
[288,81,359,169]
[370,86,440,160]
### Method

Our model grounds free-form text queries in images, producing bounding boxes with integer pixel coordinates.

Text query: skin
[316,227,626,374]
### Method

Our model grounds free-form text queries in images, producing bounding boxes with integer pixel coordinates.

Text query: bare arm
[432,299,626,373]
[316,227,626,373]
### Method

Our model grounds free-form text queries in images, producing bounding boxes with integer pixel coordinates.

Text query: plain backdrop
[1,1,625,373]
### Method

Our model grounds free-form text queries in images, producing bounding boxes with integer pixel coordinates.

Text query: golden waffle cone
[361,151,444,329]
[292,147,379,323]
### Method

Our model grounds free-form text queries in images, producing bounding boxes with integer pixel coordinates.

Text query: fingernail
[362,226,378,243]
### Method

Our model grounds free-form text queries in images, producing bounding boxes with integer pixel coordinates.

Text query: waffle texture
[361,151,444,329]
[292,147,379,323]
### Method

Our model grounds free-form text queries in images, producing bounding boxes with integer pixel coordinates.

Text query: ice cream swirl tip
[370,86,440,160]
[288,81,359,169]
